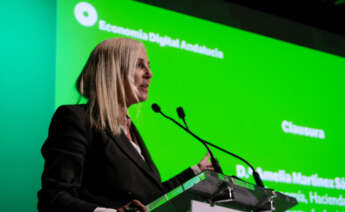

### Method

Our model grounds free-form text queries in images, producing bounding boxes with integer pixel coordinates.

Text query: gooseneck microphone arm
[153,104,223,174]
[152,103,265,188]
[176,106,223,174]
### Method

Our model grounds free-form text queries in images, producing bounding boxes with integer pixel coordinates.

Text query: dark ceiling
[224,0,345,37]
[137,0,345,57]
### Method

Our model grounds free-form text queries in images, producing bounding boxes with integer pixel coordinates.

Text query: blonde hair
[76,38,142,135]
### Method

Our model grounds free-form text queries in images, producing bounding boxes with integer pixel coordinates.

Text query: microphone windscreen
[177,107,185,118]
[152,104,161,113]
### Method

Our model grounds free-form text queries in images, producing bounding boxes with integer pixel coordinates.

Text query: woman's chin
[138,95,148,102]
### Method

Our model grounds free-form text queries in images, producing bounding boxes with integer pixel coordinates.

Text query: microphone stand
[152,104,264,188]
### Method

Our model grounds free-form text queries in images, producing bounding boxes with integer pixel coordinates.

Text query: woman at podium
[38,38,213,212]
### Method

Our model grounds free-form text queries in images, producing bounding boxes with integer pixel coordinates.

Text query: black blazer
[38,105,195,212]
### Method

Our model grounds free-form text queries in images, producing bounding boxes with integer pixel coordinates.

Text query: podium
[146,171,297,212]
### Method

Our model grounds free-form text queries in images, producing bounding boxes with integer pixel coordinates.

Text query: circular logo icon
[74,2,98,27]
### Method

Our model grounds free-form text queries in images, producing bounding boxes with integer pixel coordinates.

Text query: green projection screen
[57,1,345,211]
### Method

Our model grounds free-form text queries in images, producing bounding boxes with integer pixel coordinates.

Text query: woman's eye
[137,62,145,69]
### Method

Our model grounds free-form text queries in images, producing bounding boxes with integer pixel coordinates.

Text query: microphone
[176,106,223,174]
[152,104,223,174]
[151,103,265,188]
[177,107,188,129]
[152,103,161,113]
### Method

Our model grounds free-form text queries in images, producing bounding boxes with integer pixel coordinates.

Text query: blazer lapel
[130,124,161,179]
[106,130,163,188]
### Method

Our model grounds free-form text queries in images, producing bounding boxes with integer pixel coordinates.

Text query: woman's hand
[197,153,214,172]
[117,200,147,212]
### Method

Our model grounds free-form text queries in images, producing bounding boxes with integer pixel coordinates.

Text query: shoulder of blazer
[51,104,94,142]
[56,104,88,116]
[54,104,89,125]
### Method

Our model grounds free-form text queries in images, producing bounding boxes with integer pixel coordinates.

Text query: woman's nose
[145,67,153,79]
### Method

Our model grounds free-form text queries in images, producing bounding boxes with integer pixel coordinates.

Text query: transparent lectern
[146,171,297,212]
